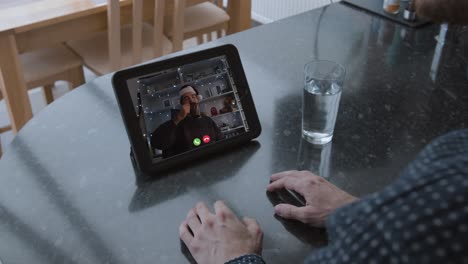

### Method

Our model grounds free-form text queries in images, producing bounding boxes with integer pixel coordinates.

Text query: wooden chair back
[106,0,183,71]
[67,0,185,75]
[163,0,229,49]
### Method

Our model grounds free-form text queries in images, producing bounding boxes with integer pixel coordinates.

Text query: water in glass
[302,79,342,144]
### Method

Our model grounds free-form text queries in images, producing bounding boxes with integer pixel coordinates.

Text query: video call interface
[127,56,250,162]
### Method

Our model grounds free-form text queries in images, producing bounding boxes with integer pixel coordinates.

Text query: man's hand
[174,103,190,125]
[413,0,468,24]
[267,170,358,227]
[179,201,263,264]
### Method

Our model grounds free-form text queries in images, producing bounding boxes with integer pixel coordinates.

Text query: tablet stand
[130,149,151,186]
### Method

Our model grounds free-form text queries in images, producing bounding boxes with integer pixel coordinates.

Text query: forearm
[414,0,468,24]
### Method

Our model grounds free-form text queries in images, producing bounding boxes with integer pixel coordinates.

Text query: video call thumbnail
[126,56,250,162]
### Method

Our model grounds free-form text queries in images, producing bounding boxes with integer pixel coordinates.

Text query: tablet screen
[125,55,251,163]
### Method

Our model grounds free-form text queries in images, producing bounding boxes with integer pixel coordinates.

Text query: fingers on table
[270,170,299,182]
[270,170,322,182]
[243,217,262,236]
[180,202,214,242]
[214,200,236,222]
[186,208,202,234]
[274,203,307,222]
[179,220,193,245]
[195,202,211,223]
[266,176,301,192]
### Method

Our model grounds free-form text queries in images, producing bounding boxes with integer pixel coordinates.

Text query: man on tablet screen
[151,85,224,158]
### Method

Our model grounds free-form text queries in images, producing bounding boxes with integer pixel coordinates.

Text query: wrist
[322,195,359,226]
[344,195,359,205]
[225,254,265,264]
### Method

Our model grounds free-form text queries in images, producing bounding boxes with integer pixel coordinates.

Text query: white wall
[251,0,336,24]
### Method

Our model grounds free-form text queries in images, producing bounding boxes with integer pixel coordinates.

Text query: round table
[1,4,467,263]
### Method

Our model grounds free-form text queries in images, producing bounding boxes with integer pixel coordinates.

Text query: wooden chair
[0,124,6,157]
[0,44,85,134]
[164,0,230,51]
[67,0,177,76]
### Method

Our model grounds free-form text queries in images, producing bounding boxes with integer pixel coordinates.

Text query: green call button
[193,138,201,146]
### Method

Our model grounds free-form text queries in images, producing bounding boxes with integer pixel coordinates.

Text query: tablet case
[113,44,261,179]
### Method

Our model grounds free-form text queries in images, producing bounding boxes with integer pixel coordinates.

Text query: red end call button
[202,135,211,144]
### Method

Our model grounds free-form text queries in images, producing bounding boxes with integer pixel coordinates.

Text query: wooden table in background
[0,0,251,133]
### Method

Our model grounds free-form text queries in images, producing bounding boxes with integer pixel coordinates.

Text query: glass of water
[302,60,345,144]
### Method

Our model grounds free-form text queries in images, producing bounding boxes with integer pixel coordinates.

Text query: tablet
[112,44,261,176]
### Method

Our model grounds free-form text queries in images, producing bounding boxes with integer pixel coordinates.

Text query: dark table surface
[1,3,467,264]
